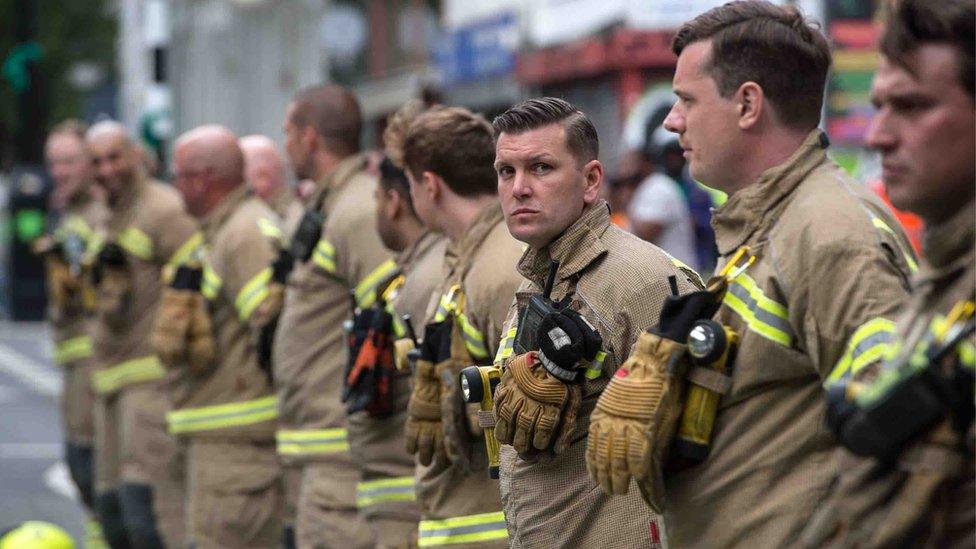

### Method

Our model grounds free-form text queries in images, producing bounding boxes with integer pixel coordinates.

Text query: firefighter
[273,84,392,548]
[804,1,975,546]
[585,2,918,547]
[86,121,198,548]
[489,97,700,548]
[38,120,108,547]
[239,134,303,238]
[152,125,284,547]
[400,106,523,548]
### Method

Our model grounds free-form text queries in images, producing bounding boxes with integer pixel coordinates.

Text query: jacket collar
[917,198,975,285]
[396,230,441,272]
[711,130,828,254]
[307,153,368,208]
[517,200,610,287]
[200,185,249,237]
[444,202,504,276]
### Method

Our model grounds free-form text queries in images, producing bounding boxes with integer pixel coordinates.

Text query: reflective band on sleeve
[167,232,204,269]
[417,511,508,547]
[276,428,349,455]
[91,356,165,394]
[871,217,919,273]
[959,341,976,369]
[355,259,398,308]
[256,218,283,241]
[59,215,94,242]
[457,312,489,360]
[312,238,337,273]
[585,350,607,380]
[118,227,153,261]
[54,335,93,365]
[387,302,407,338]
[665,252,705,287]
[723,273,795,347]
[201,265,223,301]
[494,327,517,365]
[433,285,461,323]
[236,267,272,321]
[356,476,416,508]
[167,396,278,434]
[826,317,898,385]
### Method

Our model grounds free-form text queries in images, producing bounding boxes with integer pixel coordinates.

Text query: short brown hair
[492,97,599,164]
[880,0,974,97]
[291,84,362,155]
[402,106,497,198]
[672,0,832,129]
[383,100,427,169]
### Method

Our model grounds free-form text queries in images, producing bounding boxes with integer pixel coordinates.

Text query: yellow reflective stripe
[417,511,508,547]
[457,312,489,360]
[167,232,204,269]
[59,215,94,241]
[355,259,398,308]
[826,317,898,384]
[117,227,153,260]
[86,518,107,549]
[494,327,518,365]
[356,476,416,508]
[585,350,607,380]
[54,335,93,364]
[433,285,461,323]
[167,396,278,434]
[871,217,919,273]
[91,356,165,394]
[311,238,337,273]
[256,217,283,241]
[959,341,975,369]
[665,251,705,287]
[723,273,794,347]
[387,302,407,338]
[235,267,272,321]
[276,428,349,455]
[201,264,222,301]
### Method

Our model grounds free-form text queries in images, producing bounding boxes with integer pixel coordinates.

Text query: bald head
[86,120,140,203]
[174,125,245,218]
[239,134,287,204]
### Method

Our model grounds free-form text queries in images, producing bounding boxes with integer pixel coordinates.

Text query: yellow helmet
[0,522,74,549]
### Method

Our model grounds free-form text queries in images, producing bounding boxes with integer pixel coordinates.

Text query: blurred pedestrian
[605,149,651,230]
[86,121,196,549]
[239,134,303,239]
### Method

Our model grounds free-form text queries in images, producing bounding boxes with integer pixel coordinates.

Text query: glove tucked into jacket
[536,307,603,383]
[186,292,215,376]
[405,358,447,466]
[493,351,581,458]
[152,287,196,368]
[44,254,81,321]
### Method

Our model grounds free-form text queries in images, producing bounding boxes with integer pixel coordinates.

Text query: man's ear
[385,188,402,220]
[582,159,603,205]
[301,125,318,151]
[421,171,441,203]
[736,82,764,130]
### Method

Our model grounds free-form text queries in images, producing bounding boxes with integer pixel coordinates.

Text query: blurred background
[0,0,909,540]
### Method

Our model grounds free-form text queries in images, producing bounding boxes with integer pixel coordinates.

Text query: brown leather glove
[586,331,689,511]
[493,352,581,457]
[438,357,485,471]
[405,359,446,466]
[95,266,131,329]
[44,254,80,320]
[186,293,215,376]
[152,287,195,368]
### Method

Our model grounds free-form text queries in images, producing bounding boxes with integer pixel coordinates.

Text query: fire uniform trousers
[272,154,391,549]
[348,231,447,549]
[496,201,700,549]
[412,204,523,549]
[659,131,917,547]
[805,198,975,548]
[159,187,284,548]
[46,188,108,508]
[91,176,199,549]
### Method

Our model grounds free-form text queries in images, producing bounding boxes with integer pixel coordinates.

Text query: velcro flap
[686,366,733,394]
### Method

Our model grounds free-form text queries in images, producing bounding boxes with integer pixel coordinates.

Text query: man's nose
[663,106,683,134]
[511,172,532,197]
[864,110,895,152]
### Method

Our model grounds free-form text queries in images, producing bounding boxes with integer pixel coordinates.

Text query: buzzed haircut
[379,156,416,216]
[492,97,599,165]
[880,0,975,97]
[672,0,832,130]
[402,106,497,198]
[48,119,88,141]
[291,84,363,156]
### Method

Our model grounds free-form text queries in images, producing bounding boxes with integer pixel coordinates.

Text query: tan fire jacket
[349,230,446,533]
[268,188,304,242]
[415,203,524,548]
[165,187,279,442]
[49,186,108,444]
[662,131,917,547]
[497,201,700,549]
[273,154,393,502]
[90,177,200,398]
[815,199,974,548]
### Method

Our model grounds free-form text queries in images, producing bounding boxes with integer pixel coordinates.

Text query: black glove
[91,243,127,285]
[537,308,602,383]
[650,289,722,343]
[171,265,203,291]
[271,248,294,284]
